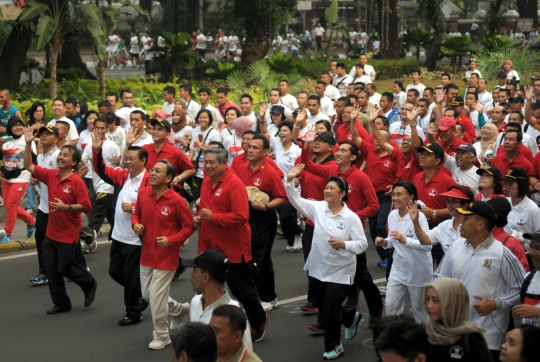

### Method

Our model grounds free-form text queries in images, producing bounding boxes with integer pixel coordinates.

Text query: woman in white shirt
[223,115,253,166]
[502,59,520,83]
[375,181,431,323]
[351,63,371,85]
[465,58,482,83]
[392,80,407,111]
[219,107,241,141]
[286,164,368,360]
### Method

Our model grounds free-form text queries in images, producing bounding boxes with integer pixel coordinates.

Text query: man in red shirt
[414,142,456,265]
[492,130,537,185]
[216,87,241,120]
[23,128,96,315]
[236,135,287,313]
[427,117,467,157]
[195,147,268,342]
[132,159,196,350]
[450,96,476,142]
[334,103,370,144]
[490,106,508,133]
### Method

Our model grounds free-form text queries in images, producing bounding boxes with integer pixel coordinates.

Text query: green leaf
[79,3,103,25]
[106,8,122,23]
[35,15,56,50]
[19,4,49,21]
[325,0,338,25]
[127,3,150,21]
[87,21,106,58]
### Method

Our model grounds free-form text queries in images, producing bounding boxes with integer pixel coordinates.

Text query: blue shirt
[0,104,19,136]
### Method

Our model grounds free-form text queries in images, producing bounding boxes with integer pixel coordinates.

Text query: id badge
[398,127,405,136]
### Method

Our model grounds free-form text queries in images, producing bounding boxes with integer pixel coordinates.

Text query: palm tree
[402,28,432,61]
[439,35,479,74]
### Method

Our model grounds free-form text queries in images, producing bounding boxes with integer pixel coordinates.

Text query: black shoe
[307,322,325,333]
[300,301,318,313]
[173,266,186,282]
[46,305,71,314]
[140,297,149,312]
[118,314,143,326]
[251,313,268,342]
[344,294,359,308]
[84,280,97,307]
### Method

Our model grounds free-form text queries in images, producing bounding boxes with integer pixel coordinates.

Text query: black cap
[457,143,476,156]
[531,99,540,108]
[150,118,171,133]
[523,232,540,242]
[503,167,529,182]
[37,125,59,138]
[456,201,497,226]
[181,250,229,275]
[315,132,336,145]
[449,96,464,106]
[270,105,285,116]
[476,166,502,179]
[292,107,302,115]
[509,94,525,103]
[417,142,444,159]
[497,71,508,78]
[500,100,511,107]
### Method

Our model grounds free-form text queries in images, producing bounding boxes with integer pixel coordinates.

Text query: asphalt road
[0,224,403,362]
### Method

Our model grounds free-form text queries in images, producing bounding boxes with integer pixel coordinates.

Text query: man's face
[240,97,252,114]
[321,74,331,85]
[459,215,482,239]
[503,132,520,152]
[98,106,110,117]
[124,149,144,173]
[330,61,337,73]
[347,84,356,96]
[278,81,289,95]
[335,101,346,116]
[180,88,189,100]
[444,110,455,119]
[241,134,254,152]
[336,66,346,77]
[210,315,241,357]
[190,267,206,293]
[335,143,354,166]
[399,104,413,120]
[130,114,146,132]
[297,93,308,108]
[492,89,499,100]
[455,149,473,168]
[342,107,353,122]
[307,100,320,115]
[374,118,387,131]
[423,90,433,102]
[366,85,375,96]
[65,103,76,117]
[441,76,450,86]
[532,80,540,94]
[121,92,134,107]
[315,84,325,97]
[491,107,505,123]
[417,101,428,116]
[465,94,476,108]
[56,147,77,170]
[39,132,58,147]
[357,93,368,107]
[312,138,332,154]
[379,96,391,111]
[151,124,169,142]
[163,91,174,103]
[411,72,420,82]
[359,55,368,65]
[498,92,508,102]
[269,91,280,104]
[478,79,487,92]
[52,101,64,117]
[198,92,209,105]
[0,91,8,105]
[216,92,227,106]
[94,121,107,140]
[446,88,459,102]
[106,96,117,109]
[510,100,523,112]
[247,139,267,162]
[469,75,479,86]
[149,162,171,187]
[438,128,455,144]
[406,91,418,105]
[204,152,227,179]
[419,150,440,169]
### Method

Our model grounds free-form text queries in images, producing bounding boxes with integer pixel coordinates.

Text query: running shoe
[323,343,344,360]
[308,323,325,333]
[276,229,284,237]
[1,234,11,243]
[87,240,98,254]
[345,312,362,340]
[148,331,171,350]
[261,299,278,311]
[292,234,303,251]
[27,223,37,237]
[300,301,318,313]
[251,313,269,342]
[377,259,388,268]
[30,273,48,285]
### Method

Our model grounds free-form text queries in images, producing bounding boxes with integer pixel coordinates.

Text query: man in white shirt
[227,30,239,60]
[264,88,292,125]
[406,68,426,96]
[180,83,201,122]
[162,86,176,116]
[366,84,381,106]
[435,201,525,357]
[321,72,341,101]
[314,23,325,50]
[333,62,353,97]
[119,110,154,155]
[115,89,146,130]
[315,81,336,119]
[106,92,119,113]
[346,26,357,54]
[196,29,207,60]
[198,87,224,127]
[441,144,480,194]
[278,79,299,111]
[108,32,121,70]
[348,54,376,82]
[477,78,493,106]
[91,133,149,326]
[306,95,331,125]
[183,250,253,350]
[48,99,79,146]
[129,32,140,68]
[239,94,259,131]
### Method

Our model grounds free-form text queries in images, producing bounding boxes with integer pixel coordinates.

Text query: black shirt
[428,333,493,362]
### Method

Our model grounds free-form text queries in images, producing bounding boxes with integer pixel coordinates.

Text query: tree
[418,0,445,71]
[484,0,506,39]
[517,0,538,29]
[377,0,400,59]
[0,19,36,92]
[148,32,198,81]
[324,0,349,60]
[439,35,478,73]
[403,28,431,61]
[234,0,297,69]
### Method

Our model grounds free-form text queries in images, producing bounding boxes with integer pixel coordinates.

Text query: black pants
[227,260,267,330]
[108,239,142,318]
[250,208,277,302]
[428,221,444,267]
[316,36,323,50]
[302,223,317,304]
[43,237,96,308]
[348,252,383,316]
[368,193,392,261]
[83,178,96,202]
[279,203,303,246]
[313,279,357,352]
[35,210,49,275]
[88,193,112,233]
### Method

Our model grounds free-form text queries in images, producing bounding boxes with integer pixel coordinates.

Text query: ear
[415,354,427,362]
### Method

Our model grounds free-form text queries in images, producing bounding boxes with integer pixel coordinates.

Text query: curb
[0,225,111,254]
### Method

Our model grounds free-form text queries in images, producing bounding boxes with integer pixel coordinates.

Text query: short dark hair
[466,92,478,101]
[127,146,148,166]
[216,87,229,95]
[444,83,460,93]
[243,130,257,137]
[357,89,369,98]
[155,159,176,185]
[407,89,420,97]
[252,134,270,150]
[376,116,389,128]
[199,87,212,96]
[55,120,70,131]
[441,72,451,79]
[65,97,77,108]
[279,79,289,85]
[509,111,525,123]
[212,305,247,335]
[367,83,376,90]
[93,117,108,128]
[240,93,253,103]
[470,73,480,79]
[181,83,192,94]
[327,176,349,202]
[102,112,119,126]
[336,62,347,70]
[381,92,393,102]
[308,95,321,105]
[504,129,523,142]
[393,80,404,91]
[172,322,217,362]
[207,141,225,150]
[393,181,418,201]
[61,145,81,167]
[53,98,65,106]
[269,88,280,96]
[444,108,457,117]
[417,98,430,107]
[410,67,421,75]
[130,110,146,120]
[196,109,214,124]
[456,123,465,134]
[98,100,112,109]
[338,141,359,165]
[347,94,358,102]
[163,86,176,96]
[106,92,119,101]
[374,318,429,361]
[315,120,332,132]
[316,80,327,87]
[424,87,434,96]
[120,89,134,98]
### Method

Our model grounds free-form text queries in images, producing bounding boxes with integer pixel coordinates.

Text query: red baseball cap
[438,117,457,131]
[439,188,471,200]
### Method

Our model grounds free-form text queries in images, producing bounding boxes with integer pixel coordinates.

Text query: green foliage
[474,47,537,82]
[482,35,521,51]
[440,35,478,73]
[402,28,432,61]
[205,62,239,82]
[0,21,13,50]
[148,31,200,80]
[266,52,299,74]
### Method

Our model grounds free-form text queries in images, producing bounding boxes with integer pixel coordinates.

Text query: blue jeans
[26,184,36,209]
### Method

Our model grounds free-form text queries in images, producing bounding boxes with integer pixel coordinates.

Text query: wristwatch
[432,210,437,219]
[68,204,73,212]
[264,204,269,211]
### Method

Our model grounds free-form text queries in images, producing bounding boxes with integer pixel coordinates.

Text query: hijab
[423,277,486,345]
[478,123,498,160]
[232,116,254,137]
[502,59,514,74]
[6,116,24,139]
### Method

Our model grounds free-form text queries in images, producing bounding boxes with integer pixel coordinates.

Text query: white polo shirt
[306,111,330,126]
[348,64,376,80]
[264,103,292,126]
[388,122,426,146]
[280,94,299,111]
[112,169,146,246]
[427,218,459,252]
[385,210,433,287]
[115,106,146,130]
[443,156,480,194]
[37,147,60,214]
[49,117,78,142]
[185,99,202,121]
[504,196,540,248]
[320,96,336,117]
[120,131,154,154]
[405,83,426,96]
[436,235,525,350]
[270,136,301,177]
[82,139,120,194]
[324,84,341,101]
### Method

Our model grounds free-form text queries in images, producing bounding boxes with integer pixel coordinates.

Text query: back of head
[172,322,217,362]
[519,325,540,362]
[374,318,428,361]
[486,196,510,228]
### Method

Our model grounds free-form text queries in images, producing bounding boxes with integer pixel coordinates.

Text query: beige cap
[531,72,540,80]
[246,186,270,205]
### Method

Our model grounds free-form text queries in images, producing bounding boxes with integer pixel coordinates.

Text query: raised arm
[435,90,446,121]
[120,129,140,168]
[292,109,307,144]
[258,103,270,141]
[23,127,35,175]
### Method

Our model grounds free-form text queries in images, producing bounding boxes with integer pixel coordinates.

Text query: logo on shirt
[428,188,438,197]
[406,229,414,238]
[348,184,352,193]
[63,186,71,194]
[161,206,170,216]
[336,222,345,230]
[517,218,526,226]
[347,134,352,140]
[48,161,53,167]
[254,178,261,187]
[450,346,464,359]
[286,156,293,163]
[482,259,493,268]
[17,187,22,192]
[215,188,223,196]
[383,160,391,168]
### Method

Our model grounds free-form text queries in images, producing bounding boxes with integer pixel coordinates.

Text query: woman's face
[481,126,492,138]
[504,62,511,71]
[393,83,400,93]
[356,67,364,76]
[225,110,237,125]
[391,186,413,210]
[34,106,45,121]
[425,287,442,322]
[499,328,523,362]
[316,123,329,134]
[446,197,466,218]
[478,173,494,189]
[324,181,345,203]
[278,126,292,143]
[11,121,24,137]
[470,61,477,70]
[198,112,210,128]
[86,114,97,131]
[271,112,282,124]
[505,180,519,198]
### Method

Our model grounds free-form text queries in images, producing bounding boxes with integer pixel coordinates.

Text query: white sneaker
[110,65,115,70]
[169,302,190,330]
[293,235,303,251]
[285,245,295,252]
[148,336,171,350]
[118,65,123,69]
[261,299,279,311]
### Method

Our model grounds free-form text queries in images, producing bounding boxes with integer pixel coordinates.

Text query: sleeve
[167,197,197,246]
[132,190,143,226]
[495,247,526,308]
[286,179,317,220]
[416,126,426,141]
[354,119,371,140]
[355,174,380,220]
[443,154,458,173]
[358,139,374,162]
[92,147,126,186]
[268,171,288,201]
[404,215,432,251]
[175,147,195,171]
[434,242,455,279]
[68,124,79,141]
[208,178,250,227]
[505,238,530,272]
[300,147,333,180]
[344,213,369,254]
[74,179,92,214]
[33,165,52,184]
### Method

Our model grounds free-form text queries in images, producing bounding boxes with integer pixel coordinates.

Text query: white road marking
[0,240,112,261]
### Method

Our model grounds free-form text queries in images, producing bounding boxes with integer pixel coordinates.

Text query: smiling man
[48,99,79,146]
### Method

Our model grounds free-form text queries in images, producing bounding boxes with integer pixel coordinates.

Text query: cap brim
[416,146,433,153]
[438,126,451,131]
[439,189,470,200]
[180,259,198,268]
[456,207,474,216]
[523,233,540,242]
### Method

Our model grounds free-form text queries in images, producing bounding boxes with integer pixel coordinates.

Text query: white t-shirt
[521,271,540,326]
[351,74,372,85]
[196,34,206,50]
[264,103,292,126]
[172,126,194,149]
[130,36,139,53]
[369,92,382,106]
[405,83,426,96]
[228,35,239,51]
[162,102,175,116]
[306,111,330,126]
[443,156,480,194]
[37,147,60,214]
[320,96,336,117]
[108,35,120,54]
[81,139,120,194]
[333,75,353,96]
[388,122,425,146]
[190,127,222,178]
[279,39,289,53]
[2,136,35,184]
[120,131,154,155]
[106,127,126,148]
[112,169,146,246]
[325,84,341,101]
[49,117,79,142]
[223,132,243,166]
[280,94,299,111]
[115,106,146,131]
[185,99,202,121]
[349,31,358,42]
[348,64,376,80]
[270,136,301,178]
[201,104,224,126]
[372,40,380,54]
[314,27,325,37]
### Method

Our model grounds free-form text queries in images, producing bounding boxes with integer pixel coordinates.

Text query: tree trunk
[416,46,420,61]
[423,0,445,71]
[0,20,34,92]
[98,57,107,99]
[517,0,538,29]
[49,41,61,99]
[487,0,504,37]
[241,18,266,69]
[377,0,400,59]
[58,30,96,81]
[139,0,153,32]
[325,29,334,61]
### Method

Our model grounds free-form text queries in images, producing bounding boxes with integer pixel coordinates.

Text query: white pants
[140,265,188,340]
[384,279,427,323]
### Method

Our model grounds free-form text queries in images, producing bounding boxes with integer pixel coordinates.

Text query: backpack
[520,269,539,302]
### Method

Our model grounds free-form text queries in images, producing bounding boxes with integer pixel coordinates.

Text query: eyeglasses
[150,167,164,174]
[445,198,462,205]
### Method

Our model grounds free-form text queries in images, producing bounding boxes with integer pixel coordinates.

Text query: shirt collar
[465,234,495,248]
[201,290,232,311]
[42,146,58,156]
[130,169,146,181]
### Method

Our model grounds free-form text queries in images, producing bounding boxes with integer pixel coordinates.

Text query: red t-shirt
[426,136,468,158]
[358,140,397,193]
[491,152,536,177]
[33,166,92,243]
[388,148,422,183]
[456,115,476,142]
[491,226,530,272]
[143,142,195,174]
[230,154,283,176]
[132,187,196,270]
[216,101,241,119]
[334,119,370,144]
[198,169,252,264]
[235,158,288,202]
[496,144,534,164]
[413,169,457,223]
